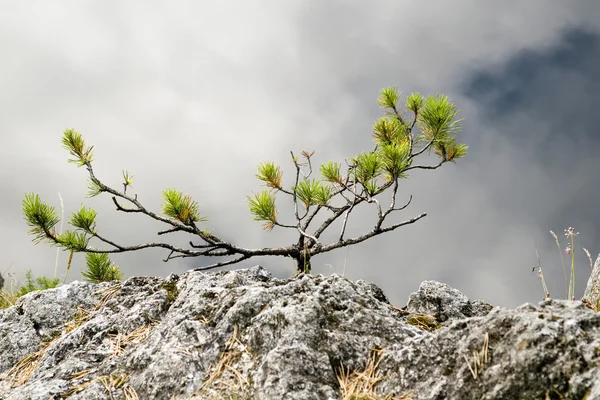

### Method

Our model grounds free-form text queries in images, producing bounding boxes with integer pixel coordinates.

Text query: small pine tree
[22,87,467,275]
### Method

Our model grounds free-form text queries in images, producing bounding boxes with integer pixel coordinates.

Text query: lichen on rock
[0,266,599,400]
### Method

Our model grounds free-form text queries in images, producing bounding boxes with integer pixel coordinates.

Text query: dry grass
[107,323,154,359]
[5,341,52,387]
[194,324,255,399]
[93,283,121,310]
[462,332,490,380]
[53,322,148,399]
[98,372,138,399]
[405,314,440,332]
[59,371,139,399]
[337,347,414,400]
[6,306,94,388]
[57,369,96,398]
[387,304,410,316]
[5,282,122,388]
[0,289,18,309]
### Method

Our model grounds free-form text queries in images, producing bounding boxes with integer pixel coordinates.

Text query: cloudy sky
[1,1,599,308]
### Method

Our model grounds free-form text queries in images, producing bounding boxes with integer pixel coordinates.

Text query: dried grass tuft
[337,347,414,400]
[463,332,490,380]
[195,324,256,399]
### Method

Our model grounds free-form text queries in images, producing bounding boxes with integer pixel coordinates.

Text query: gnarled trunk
[293,251,312,275]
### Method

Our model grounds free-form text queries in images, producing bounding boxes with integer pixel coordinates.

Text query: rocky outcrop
[583,253,600,310]
[0,266,599,400]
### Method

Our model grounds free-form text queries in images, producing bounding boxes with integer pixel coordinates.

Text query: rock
[406,280,494,323]
[0,266,598,400]
[582,252,600,310]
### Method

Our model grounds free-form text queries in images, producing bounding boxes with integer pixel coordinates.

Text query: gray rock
[583,252,600,309]
[0,266,598,400]
[406,280,494,323]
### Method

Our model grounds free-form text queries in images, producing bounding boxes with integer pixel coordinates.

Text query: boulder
[0,266,598,400]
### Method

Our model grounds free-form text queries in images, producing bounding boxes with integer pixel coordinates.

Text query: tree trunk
[294,251,312,275]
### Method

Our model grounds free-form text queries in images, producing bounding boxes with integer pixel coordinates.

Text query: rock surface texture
[1,266,599,400]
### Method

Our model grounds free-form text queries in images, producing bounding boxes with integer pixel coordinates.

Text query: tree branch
[315,212,427,254]
[405,159,445,171]
[192,255,252,272]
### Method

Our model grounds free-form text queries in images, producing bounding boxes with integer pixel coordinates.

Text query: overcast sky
[1,1,599,308]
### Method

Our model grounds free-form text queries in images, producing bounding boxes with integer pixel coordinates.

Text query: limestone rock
[406,280,494,323]
[0,266,598,400]
[583,252,600,310]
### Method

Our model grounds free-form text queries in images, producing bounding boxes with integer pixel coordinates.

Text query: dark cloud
[458,27,600,301]
[464,28,600,142]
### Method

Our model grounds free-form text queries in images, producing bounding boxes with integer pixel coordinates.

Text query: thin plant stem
[564,227,579,300]
[534,241,550,299]
[63,249,74,284]
[569,235,575,300]
[550,230,568,299]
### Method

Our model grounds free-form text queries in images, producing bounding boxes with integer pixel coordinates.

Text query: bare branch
[338,172,360,241]
[165,247,235,259]
[301,205,322,232]
[339,200,357,242]
[311,171,395,241]
[315,212,427,254]
[80,242,200,256]
[189,240,224,250]
[313,205,349,240]
[391,103,406,126]
[158,227,184,235]
[370,196,383,220]
[192,255,252,272]
[408,111,418,155]
[91,232,127,250]
[386,180,400,216]
[405,159,445,171]
[383,194,413,219]
[301,150,314,179]
[291,151,302,225]
[297,226,320,245]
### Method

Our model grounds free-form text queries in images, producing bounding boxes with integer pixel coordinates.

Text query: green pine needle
[69,206,98,234]
[293,179,332,208]
[82,252,123,283]
[378,87,400,110]
[256,162,283,189]
[161,188,204,225]
[247,190,278,230]
[62,129,94,166]
[320,161,342,184]
[406,92,424,113]
[22,193,60,245]
[351,152,383,184]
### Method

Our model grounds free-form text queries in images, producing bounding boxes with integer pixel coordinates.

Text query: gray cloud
[1,1,599,307]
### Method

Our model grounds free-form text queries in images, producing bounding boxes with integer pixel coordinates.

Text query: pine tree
[22,87,467,275]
